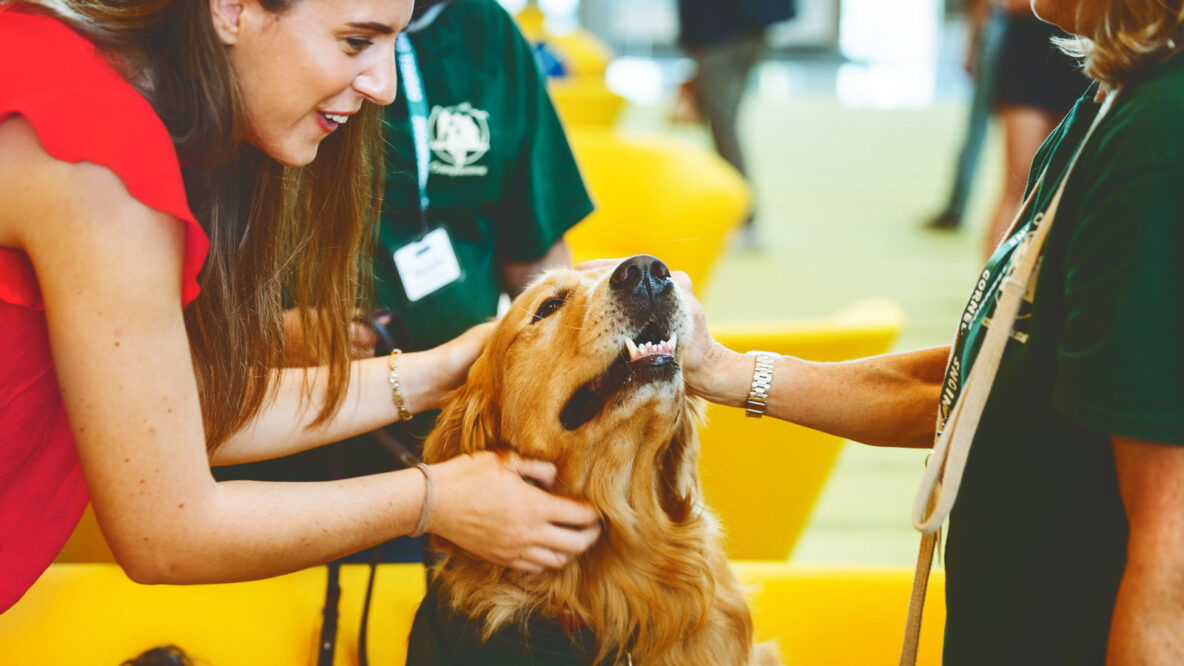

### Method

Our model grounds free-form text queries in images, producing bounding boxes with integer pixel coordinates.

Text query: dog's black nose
[610,255,672,301]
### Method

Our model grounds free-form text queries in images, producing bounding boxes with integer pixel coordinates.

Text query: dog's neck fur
[424,396,733,664]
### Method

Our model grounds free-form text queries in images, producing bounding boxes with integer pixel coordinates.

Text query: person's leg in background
[692,31,766,248]
[981,13,1084,259]
[926,10,1005,230]
[982,104,1059,257]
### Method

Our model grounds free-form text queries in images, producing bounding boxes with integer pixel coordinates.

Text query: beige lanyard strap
[898,89,1118,666]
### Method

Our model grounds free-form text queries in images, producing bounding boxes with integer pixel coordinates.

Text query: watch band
[745,351,777,418]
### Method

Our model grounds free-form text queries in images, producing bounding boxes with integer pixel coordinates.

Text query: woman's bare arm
[673,271,945,449]
[688,343,947,449]
[212,323,490,466]
[1,116,598,581]
[572,259,947,449]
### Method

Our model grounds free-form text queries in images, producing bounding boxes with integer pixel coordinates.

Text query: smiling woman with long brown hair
[0,0,600,613]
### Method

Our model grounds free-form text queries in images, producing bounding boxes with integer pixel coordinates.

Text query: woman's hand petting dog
[421,322,497,410]
[430,451,602,573]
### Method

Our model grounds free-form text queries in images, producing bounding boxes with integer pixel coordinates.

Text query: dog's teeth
[625,338,639,361]
[668,333,677,351]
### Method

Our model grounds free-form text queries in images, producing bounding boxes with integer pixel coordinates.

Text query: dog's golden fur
[422,261,778,665]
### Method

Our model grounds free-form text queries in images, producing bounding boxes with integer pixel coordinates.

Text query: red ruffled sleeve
[0,7,209,614]
[0,6,209,309]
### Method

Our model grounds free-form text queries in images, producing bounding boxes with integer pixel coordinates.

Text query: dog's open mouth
[559,321,680,431]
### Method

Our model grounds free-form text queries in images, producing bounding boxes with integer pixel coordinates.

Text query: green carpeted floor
[622,89,1005,565]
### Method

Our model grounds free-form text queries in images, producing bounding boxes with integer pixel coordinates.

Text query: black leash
[316,561,341,666]
[320,309,422,666]
[358,546,383,666]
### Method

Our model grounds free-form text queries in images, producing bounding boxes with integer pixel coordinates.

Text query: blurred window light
[539,0,578,18]
[605,57,666,106]
[539,0,579,31]
[608,0,679,46]
[498,0,526,14]
[836,63,937,109]
[755,63,794,104]
[837,0,942,108]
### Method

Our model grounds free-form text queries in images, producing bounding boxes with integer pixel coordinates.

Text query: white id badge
[393,227,462,302]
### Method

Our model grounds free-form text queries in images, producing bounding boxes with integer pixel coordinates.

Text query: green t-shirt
[375,0,593,351]
[941,56,1184,664]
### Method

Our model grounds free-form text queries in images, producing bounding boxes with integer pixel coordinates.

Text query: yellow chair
[548,78,628,128]
[563,128,900,559]
[735,563,946,666]
[54,504,115,563]
[703,300,905,560]
[0,563,424,666]
[515,7,615,79]
[565,128,751,290]
[0,562,945,665]
[514,7,626,128]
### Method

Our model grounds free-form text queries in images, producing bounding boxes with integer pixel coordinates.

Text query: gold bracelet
[410,462,434,538]
[387,349,414,422]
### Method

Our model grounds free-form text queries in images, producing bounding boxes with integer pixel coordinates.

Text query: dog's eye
[532,298,565,322]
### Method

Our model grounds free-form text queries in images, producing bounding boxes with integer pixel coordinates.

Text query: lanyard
[933,94,1108,438]
[396,32,431,231]
[900,90,1117,666]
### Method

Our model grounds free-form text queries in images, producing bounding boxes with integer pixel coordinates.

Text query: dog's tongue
[625,334,677,363]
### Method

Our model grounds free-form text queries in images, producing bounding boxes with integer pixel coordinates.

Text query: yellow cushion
[0,563,424,665]
[548,78,627,128]
[514,8,615,78]
[736,563,946,666]
[0,563,943,665]
[702,301,905,559]
[566,128,751,290]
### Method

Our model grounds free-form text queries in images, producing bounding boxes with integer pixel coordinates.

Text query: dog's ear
[657,397,707,522]
[422,353,500,464]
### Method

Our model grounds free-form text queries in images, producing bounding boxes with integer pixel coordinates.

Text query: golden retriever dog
[410,255,779,665]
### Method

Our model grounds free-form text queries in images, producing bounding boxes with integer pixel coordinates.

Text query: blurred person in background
[924,0,1004,230]
[675,0,795,251]
[980,0,1087,257]
[677,0,1184,661]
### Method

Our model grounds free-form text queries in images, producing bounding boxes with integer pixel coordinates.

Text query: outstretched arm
[687,341,947,449]
[673,269,945,449]
[573,258,947,449]
[212,322,491,466]
[1,116,598,581]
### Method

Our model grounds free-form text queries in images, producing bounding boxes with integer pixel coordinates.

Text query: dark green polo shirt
[376,0,593,351]
[941,55,1184,664]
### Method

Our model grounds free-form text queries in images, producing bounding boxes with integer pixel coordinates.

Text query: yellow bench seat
[0,563,945,665]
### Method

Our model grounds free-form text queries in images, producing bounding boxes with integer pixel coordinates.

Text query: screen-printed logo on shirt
[428,102,490,177]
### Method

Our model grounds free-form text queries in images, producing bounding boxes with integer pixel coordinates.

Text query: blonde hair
[1055,0,1184,88]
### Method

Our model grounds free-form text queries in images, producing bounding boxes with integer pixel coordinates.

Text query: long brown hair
[15,0,382,449]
